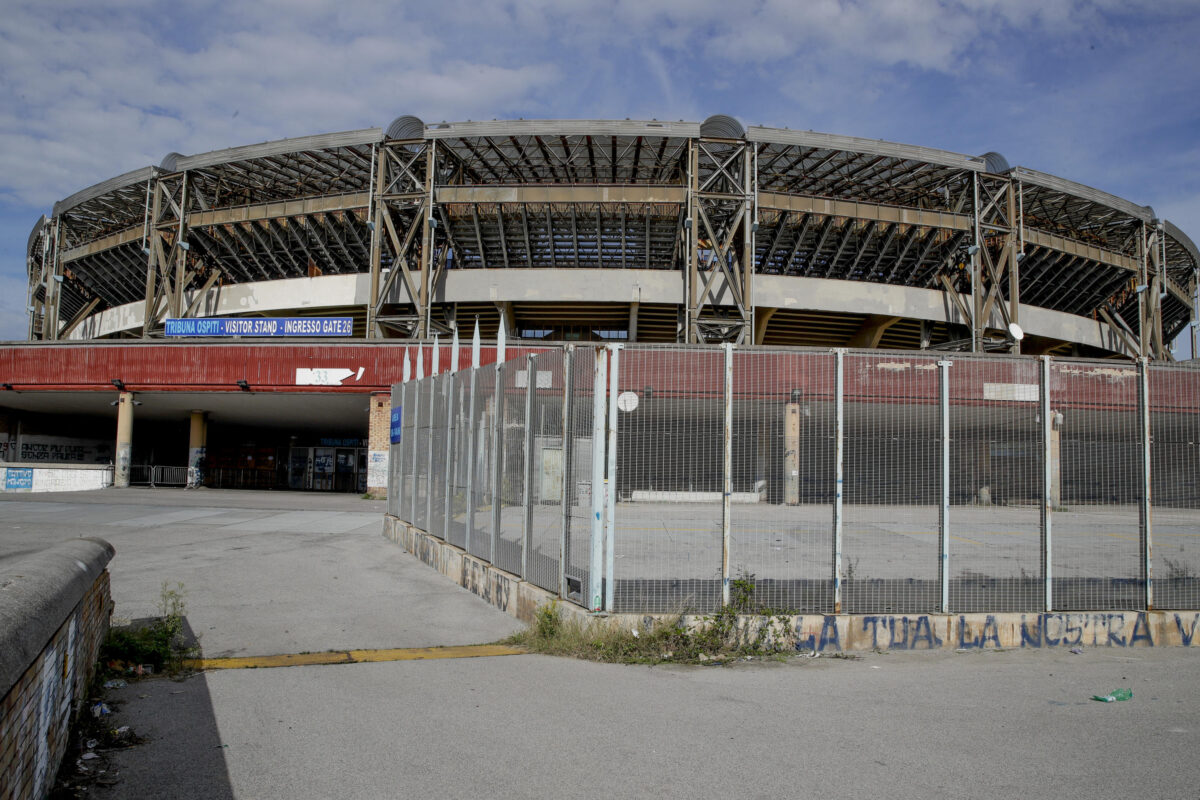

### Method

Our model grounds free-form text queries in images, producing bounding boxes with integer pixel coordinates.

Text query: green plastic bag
[1091,688,1133,703]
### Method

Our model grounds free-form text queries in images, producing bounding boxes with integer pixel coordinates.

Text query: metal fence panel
[841,352,941,614]
[1050,359,1143,610]
[411,376,431,533]
[561,346,596,606]
[494,364,526,575]
[524,350,567,595]
[613,346,724,614]
[467,366,495,561]
[730,349,834,612]
[386,346,1191,616]
[445,375,469,550]
[1149,363,1200,609]
[388,385,401,518]
[427,373,449,540]
[948,356,1043,612]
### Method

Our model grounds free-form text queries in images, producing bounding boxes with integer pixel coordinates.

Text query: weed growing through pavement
[99,581,198,678]
[507,574,799,665]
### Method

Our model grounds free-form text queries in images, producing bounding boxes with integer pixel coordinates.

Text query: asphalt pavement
[3,488,1197,799]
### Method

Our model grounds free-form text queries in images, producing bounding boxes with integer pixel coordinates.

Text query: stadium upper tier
[26,115,1198,357]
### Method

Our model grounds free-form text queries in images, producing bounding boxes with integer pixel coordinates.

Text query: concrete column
[187,411,207,488]
[366,392,391,498]
[784,402,800,505]
[114,392,135,488]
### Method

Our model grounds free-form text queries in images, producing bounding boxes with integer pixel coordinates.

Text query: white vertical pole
[589,348,607,612]
[559,346,573,600]
[605,344,620,613]
[521,354,536,580]
[938,359,952,613]
[425,371,436,532]
[442,368,456,541]
[1040,355,1053,612]
[451,326,460,373]
[465,364,478,555]
[833,348,845,614]
[471,317,481,369]
[410,347,422,525]
[397,380,408,517]
[722,342,733,607]
[1138,358,1154,610]
[490,362,503,564]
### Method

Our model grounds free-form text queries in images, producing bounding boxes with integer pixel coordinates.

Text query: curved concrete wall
[69,269,1132,355]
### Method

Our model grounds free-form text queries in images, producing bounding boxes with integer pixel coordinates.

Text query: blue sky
[2,0,1198,354]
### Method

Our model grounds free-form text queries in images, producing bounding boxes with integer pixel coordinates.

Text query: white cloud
[0,0,1198,344]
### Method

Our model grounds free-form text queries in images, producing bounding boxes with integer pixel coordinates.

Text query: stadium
[24,114,1199,356]
[6,115,1200,617]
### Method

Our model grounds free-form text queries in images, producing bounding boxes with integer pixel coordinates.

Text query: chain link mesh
[841,352,940,613]
[386,348,1193,615]
[612,346,724,614]
[1149,363,1200,609]
[730,349,833,612]
[524,350,568,595]
[1051,359,1142,611]
[948,356,1042,612]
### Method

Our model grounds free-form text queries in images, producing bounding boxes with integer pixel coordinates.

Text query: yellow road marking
[185,644,524,671]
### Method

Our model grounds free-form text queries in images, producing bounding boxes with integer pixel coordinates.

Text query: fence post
[1040,355,1053,612]
[490,363,504,565]
[521,355,536,580]
[560,347,574,600]
[409,374,421,525]
[442,370,456,541]
[605,344,620,613]
[465,366,478,556]
[938,359,952,613]
[397,381,408,519]
[589,348,607,612]
[832,348,845,614]
[426,375,436,534]
[1138,358,1154,610]
[722,342,733,607]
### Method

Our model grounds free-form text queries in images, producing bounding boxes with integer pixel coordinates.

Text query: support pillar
[115,393,135,488]
[187,411,207,489]
[367,392,391,498]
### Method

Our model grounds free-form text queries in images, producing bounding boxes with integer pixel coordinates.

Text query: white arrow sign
[295,367,364,386]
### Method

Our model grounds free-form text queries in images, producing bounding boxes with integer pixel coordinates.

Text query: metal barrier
[389,345,1200,615]
[127,464,188,487]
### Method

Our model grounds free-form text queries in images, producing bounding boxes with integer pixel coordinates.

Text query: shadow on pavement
[93,617,234,799]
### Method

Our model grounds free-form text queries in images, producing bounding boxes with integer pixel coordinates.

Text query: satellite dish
[1008,322,1025,341]
[616,391,639,412]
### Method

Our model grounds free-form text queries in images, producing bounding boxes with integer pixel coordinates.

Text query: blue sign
[164,317,354,337]
[6,468,33,491]
[390,407,403,444]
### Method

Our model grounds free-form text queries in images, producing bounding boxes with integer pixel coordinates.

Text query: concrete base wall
[0,539,115,800]
[1,463,114,493]
[383,515,1200,651]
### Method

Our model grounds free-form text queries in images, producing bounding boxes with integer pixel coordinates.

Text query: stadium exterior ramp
[25,116,1198,360]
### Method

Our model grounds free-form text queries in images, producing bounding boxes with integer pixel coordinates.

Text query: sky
[2,0,1198,354]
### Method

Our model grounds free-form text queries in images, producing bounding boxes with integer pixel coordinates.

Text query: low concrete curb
[383,515,1200,652]
[0,537,115,693]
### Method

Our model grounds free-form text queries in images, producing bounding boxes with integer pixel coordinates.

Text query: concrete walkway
[3,489,1198,799]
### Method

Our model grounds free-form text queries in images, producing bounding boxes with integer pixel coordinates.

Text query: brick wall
[0,543,113,800]
[366,392,391,497]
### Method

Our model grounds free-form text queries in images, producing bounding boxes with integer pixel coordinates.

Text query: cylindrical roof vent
[980,151,1010,174]
[700,114,745,140]
[385,115,426,141]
